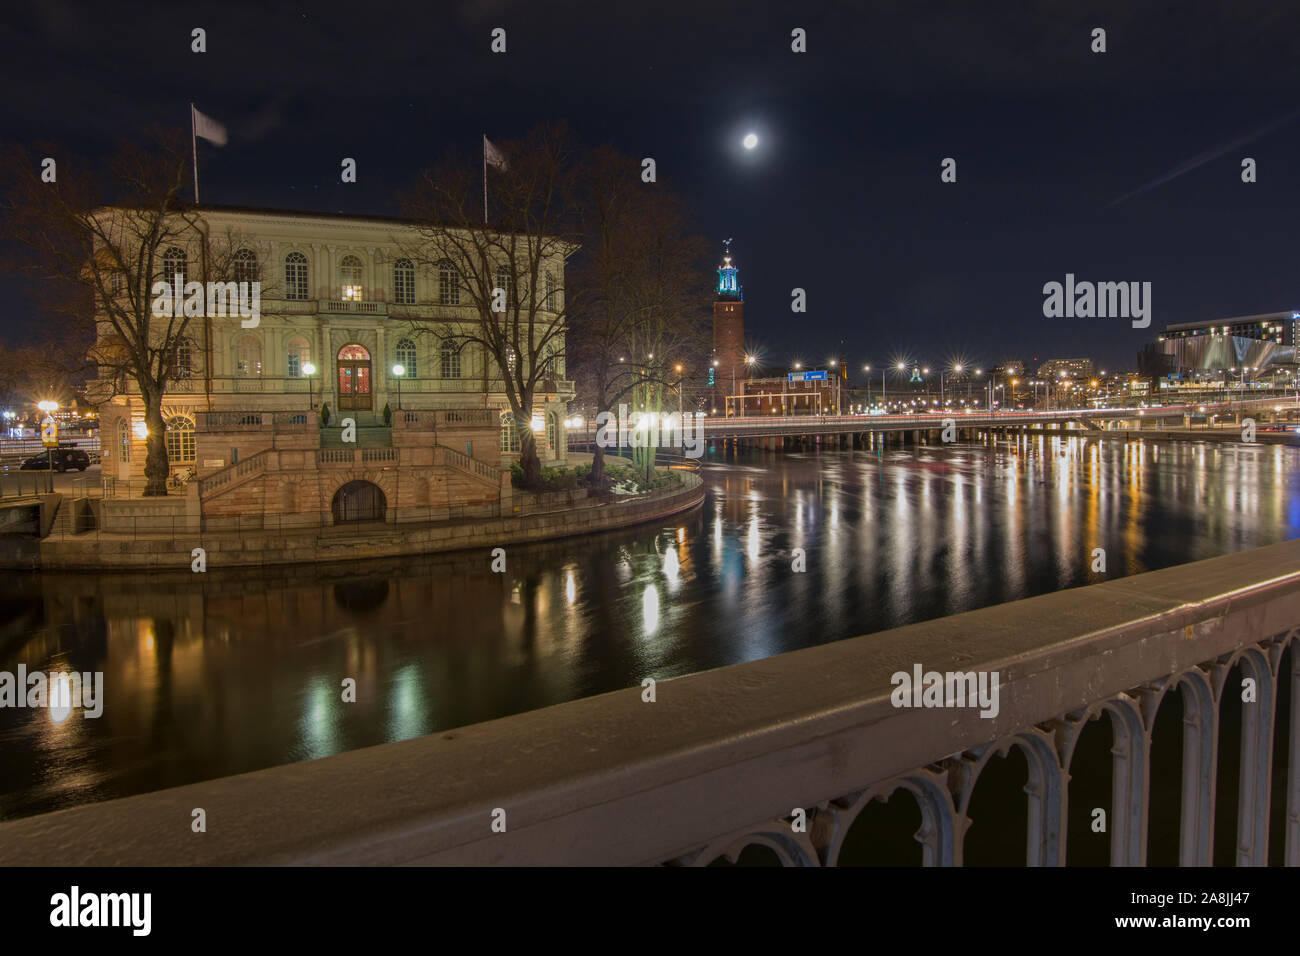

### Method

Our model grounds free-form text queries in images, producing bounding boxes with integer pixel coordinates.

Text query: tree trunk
[518,426,543,488]
[589,442,605,489]
[142,390,169,497]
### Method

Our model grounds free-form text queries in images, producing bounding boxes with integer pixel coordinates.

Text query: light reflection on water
[2,434,1299,821]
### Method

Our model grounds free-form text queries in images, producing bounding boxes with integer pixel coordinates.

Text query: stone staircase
[319,417,393,449]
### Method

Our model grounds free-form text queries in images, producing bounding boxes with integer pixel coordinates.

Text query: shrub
[382,402,392,426]
[319,403,331,426]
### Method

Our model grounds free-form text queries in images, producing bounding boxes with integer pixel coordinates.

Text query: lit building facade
[1153,312,1299,377]
[92,206,575,486]
[1037,358,1096,382]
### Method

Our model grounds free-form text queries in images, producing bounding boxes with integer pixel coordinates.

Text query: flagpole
[482,134,488,224]
[190,103,199,204]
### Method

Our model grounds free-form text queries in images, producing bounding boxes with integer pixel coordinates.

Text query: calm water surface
[3,434,1299,820]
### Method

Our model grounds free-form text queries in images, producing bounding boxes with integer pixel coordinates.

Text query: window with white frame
[173,342,193,379]
[440,339,462,378]
[235,335,262,376]
[340,255,363,301]
[393,258,415,305]
[285,252,309,300]
[495,266,513,306]
[286,336,310,377]
[439,261,460,305]
[165,415,196,464]
[500,412,520,452]
[396,338,417,378]
[161,247,188,285]
[233,248,258,283]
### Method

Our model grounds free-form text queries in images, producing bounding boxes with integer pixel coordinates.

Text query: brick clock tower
[712,239,745,414]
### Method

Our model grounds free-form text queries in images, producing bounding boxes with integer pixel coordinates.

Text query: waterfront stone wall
[32,473,704,570]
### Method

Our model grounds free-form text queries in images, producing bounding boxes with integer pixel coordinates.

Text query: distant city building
[738,373,837,416]
[1037,358,1095,381]
[1151,311,1298,378]
[711,240,745,407]
[993,360,1026,378]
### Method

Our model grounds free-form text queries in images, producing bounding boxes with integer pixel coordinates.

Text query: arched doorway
[331,480,386,523]
[337,343,372,410]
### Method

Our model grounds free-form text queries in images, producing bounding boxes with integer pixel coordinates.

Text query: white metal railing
[0,537,1293,865]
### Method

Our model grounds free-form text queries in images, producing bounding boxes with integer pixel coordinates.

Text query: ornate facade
[92,206,575,496]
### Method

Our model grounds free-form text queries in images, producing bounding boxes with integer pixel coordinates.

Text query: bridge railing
[0,538,1296,865]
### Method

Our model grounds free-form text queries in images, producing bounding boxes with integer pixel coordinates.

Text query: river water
[3,434,1299,822]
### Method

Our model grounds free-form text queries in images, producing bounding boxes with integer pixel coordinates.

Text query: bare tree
[568,146,710,486]
[2,132,258,495]
[397,124,578,489]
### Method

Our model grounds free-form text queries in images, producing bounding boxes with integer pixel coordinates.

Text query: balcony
[321,299,387,316]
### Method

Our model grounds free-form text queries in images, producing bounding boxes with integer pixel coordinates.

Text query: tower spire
[717,239,741,300]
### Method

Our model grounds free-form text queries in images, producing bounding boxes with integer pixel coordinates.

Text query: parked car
[18,448,90,472]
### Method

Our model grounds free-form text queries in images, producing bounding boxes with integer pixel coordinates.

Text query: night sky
[5,0,1300,373]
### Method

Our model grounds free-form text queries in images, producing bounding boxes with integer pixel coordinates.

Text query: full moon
[742,133,758,149]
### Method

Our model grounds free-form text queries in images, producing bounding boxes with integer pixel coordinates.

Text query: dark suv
[19,448,91,472]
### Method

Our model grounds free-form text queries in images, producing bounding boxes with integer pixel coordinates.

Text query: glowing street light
[37,400,59,483]
[391,363,405,410]
[302,361,317,411]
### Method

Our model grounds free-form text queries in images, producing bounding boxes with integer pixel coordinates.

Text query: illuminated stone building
[90,206,575,523]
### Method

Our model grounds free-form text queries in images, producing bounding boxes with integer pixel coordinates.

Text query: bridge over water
[1,538,1294,865]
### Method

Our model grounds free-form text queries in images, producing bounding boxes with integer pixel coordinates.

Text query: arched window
[438,261,460,305]
[233,248,258,283]
[285,252,309,300]
[545,271,557,311]
[286,336,311,377]
[500,411,520,452]
[546,412,558,454]
[494,266,513,306]
[117,419,130,464]
[393,258,415,305]
[161,247,187,285]
[235,335,262,376]
[395,338,417,378]
[440,340,462,378]
[340,255,363,301]
[165,415,196,464]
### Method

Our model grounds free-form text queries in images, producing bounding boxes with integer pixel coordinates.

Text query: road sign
[788,370,828,382]
[41,417,57,447]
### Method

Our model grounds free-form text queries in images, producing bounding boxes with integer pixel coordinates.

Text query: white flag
[483,135,507,170]
[193,106,227,146]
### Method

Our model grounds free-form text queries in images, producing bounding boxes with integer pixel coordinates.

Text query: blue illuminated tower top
[717,238,742,301]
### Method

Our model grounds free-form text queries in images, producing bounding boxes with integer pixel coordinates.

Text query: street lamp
[890,362,905,406]
[391,363,405,410]
[302,362,317,411]
[37,400,58,486]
